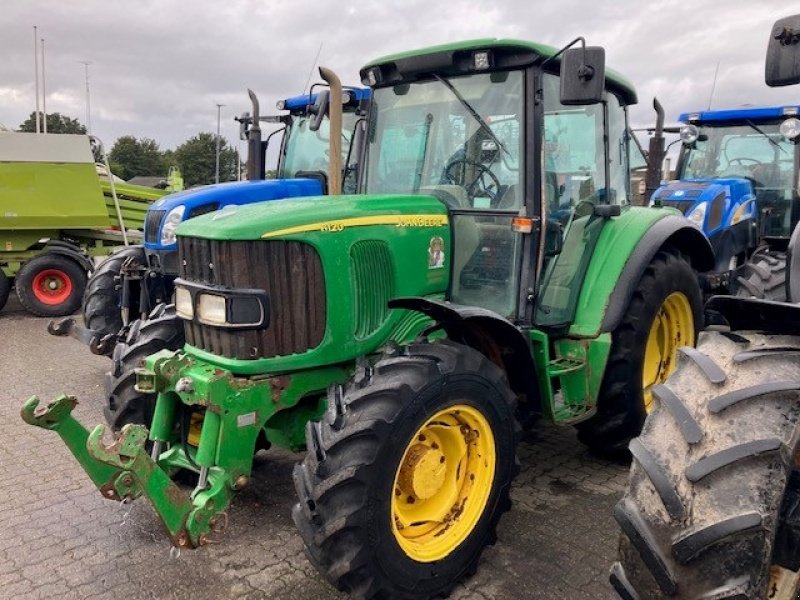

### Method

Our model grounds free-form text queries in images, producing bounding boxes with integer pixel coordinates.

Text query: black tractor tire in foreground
[104,303,184,430]
[0,269,10,313]
[610,330,800,599]
[15,253,88,317]
[734,247,787,302]
[576,249,702,452]
[293,341,519,599]
[82,245,147,342]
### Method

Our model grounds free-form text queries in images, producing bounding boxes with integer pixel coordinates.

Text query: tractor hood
[176,194,449,241]
[147,178,323,215]
[651,178,754,213]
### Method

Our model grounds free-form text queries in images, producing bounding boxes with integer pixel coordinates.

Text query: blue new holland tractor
[651,105,800,300]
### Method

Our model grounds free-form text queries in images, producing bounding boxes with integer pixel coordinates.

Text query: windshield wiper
[432,74,509,157]
[745,119,787,155]
[413,113,434,193]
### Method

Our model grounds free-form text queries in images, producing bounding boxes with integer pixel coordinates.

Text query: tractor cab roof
[361,38,637,106]
[280,88,371,114]
[679,105,800,124]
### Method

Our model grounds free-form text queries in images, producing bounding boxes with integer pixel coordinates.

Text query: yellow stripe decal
[261,214,448,238]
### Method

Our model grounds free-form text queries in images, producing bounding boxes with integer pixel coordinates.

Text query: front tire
[576,249,702,452]
[104,304,184,429]
[734,247,787,302]
[15,253,87,317]
[292,341,519,599]
[611,330,800,599]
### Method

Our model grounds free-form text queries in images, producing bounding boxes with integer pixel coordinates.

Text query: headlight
[780,117,800,140]
[687,202,707,227]
[680,124,699,145]
[197,293,227,325]
[175,287,193,319]
[729,199,754,225]
[173,279,270,329]
[160,205,186,246]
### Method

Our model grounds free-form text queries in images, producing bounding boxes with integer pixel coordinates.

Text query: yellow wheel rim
[391,404,496,562]
[642,292,695,412]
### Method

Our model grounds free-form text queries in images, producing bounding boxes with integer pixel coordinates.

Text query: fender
[41,240,94,273]
[388,297,541,411]
[570,211,714,338]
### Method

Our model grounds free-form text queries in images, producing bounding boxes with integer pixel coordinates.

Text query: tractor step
[547,356,585,377]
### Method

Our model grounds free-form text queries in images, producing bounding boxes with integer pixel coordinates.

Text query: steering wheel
[443,159,501,205]
[727,157,763,167]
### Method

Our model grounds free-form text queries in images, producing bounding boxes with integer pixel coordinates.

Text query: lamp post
[215,103,225,184]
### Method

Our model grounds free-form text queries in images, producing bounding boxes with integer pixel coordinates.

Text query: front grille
[178,237,326,359]
[145,209,166,243]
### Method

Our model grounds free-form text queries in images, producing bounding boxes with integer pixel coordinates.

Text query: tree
[18,112,87,134]
[108,136,167,181]
[174,132,238,187]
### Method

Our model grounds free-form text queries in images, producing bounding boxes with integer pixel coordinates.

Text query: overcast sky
[1,0,797,155]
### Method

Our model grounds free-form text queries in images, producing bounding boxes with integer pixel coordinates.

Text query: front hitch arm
[21,395,133,500]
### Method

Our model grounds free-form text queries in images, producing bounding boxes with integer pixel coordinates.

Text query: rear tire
[292,341,519,599]
[576,249,702,452]
[611,330,800,599]
[734,247,787,302]
[82,245,147,342]
[0,269,10,313]
[15,253,87,317]
[104,303,184,429]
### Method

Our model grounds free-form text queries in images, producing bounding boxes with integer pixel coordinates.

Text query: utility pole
[79,61,92,133]
[33,26,40,133]
[41,38,47,133]
[215,103,225,184]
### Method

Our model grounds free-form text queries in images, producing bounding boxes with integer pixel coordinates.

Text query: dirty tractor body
[25,39,712,598]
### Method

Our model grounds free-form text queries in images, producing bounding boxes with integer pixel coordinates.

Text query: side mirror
[559,46,605,105]
[766,15,800,86]
[308,90,330,132]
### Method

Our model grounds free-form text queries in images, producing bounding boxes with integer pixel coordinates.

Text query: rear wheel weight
[15,253,87,317]
[104,303,184,430]
[612,330,800,599]
[293,341,519,599]
[576,249,702,452]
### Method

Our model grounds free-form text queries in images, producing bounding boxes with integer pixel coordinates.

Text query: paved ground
[0,296,630,600]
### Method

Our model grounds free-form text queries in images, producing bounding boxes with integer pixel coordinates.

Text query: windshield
[280,112,358,180]
[364,71,524,210]
[681,122,793,184]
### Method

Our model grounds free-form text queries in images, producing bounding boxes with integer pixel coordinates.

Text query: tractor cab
[360,40,639,325]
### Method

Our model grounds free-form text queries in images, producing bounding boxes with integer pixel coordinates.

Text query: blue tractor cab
[651,105,800,298]
[70,83,371,353]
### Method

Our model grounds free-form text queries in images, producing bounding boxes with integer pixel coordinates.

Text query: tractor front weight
[21,348,337,549]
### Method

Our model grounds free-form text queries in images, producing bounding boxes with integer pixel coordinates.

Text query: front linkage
[22,349,344,548]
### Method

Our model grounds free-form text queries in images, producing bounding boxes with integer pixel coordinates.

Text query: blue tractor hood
[144,178,323,250]
[651,178,756,238]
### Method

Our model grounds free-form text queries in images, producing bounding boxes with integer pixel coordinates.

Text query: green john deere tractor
[23,38,712,598]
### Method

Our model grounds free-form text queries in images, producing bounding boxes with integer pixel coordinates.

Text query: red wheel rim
[31,269,73,305]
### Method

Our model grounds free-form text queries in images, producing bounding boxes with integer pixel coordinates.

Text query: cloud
[0,0,796,150]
